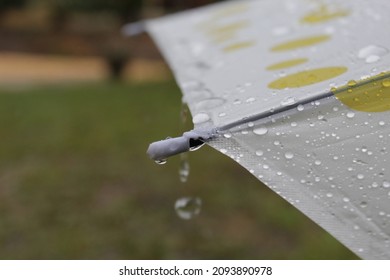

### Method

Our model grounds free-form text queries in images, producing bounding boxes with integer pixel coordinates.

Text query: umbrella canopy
[136,0,390,259]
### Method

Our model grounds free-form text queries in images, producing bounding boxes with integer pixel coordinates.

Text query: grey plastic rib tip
[122,21,146,36]
[147,129,216,161]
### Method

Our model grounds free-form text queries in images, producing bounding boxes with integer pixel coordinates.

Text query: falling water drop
[179,154,190,183]
[174,197,202,220]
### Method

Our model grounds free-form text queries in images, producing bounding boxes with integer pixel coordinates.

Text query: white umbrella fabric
[130,0,390,259]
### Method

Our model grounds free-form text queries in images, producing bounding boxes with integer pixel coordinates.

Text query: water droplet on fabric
[383,181,390,188]
[297,104,305,111]
[382,80,390,88]
[174,197,202,220]
[314,160,322,166]
[281,96,297,106]
[357,174,365,180]
[326,193,333,198]
[358,45,389,63]
[223,133,232,139]
[192,113,210,124]
[253,127,268,135]
[346,111,355,118]
[285,152,294,159]
[255,150,264,156]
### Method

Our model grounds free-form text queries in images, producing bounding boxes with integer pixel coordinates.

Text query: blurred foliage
[51,0,143,21]
[0,81,358,259]
[0,0,27,12]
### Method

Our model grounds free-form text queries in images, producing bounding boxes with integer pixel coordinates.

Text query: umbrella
[125,0,390,259]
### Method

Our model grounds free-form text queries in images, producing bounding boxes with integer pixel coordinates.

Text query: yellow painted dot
[334,74,390,112]
[266,58,309,71]
[271,34,331,52]
[212,4,249,19]
[301,4,350,24]
[208,21,249,35]
[223,41,255,52]
[268,67,347,89]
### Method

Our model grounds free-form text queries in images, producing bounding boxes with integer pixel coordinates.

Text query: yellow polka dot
[268,67,347,89]
[212,4,249,19]
[223,41,255,52]
[271,35,331,52]
[266,58,308,71]
[208,21,249,35]
[334,73,390,112]
[301,5,350,24]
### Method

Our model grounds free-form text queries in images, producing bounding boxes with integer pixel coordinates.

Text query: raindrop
[357,174,365,180]
[314,160,322,166]
[179,155,190,183]
[382,80,390,88]
[220,148,227,154]
[360,201,368,208]
[255,150,264,156]
[218,112,227,118]
[343,197,350,202]
[246,97,256,103]
[253,127,268,135]
[192,113,210,124]
[223,133,232,139]
[297,104,305,111]
[346,111,355,119]
[291,122,298,127]
[358,45,389,64]
[383,181,390,188]
[379,121,386,126]
[326,193,333,198]
[281,96,297,106]
[155,159,167,165]
[285,152,294,159]
[174,197,202,220]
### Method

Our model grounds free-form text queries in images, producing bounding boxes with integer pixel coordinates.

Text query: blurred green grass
[0,81,357,259]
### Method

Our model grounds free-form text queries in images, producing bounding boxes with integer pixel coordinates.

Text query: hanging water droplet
[155,159,167,165]
[179,154,190,183]
[174,197,202,220]
[192,113,210,124]
[285,152,294,159]
[253,127,268,135]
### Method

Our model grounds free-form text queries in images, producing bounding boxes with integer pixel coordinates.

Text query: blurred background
[0,0,357,259]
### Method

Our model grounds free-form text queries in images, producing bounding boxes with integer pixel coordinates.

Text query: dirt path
[0,52,170,85]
